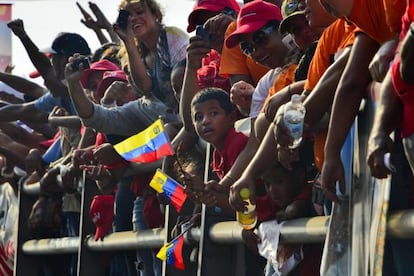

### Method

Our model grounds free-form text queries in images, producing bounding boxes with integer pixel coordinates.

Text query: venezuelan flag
[156,235,185,270]
[114,119,174,163]
[150,169,187,213]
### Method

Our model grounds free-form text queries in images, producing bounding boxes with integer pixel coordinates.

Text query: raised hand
[7,19,26,38]
[230,81,254,115]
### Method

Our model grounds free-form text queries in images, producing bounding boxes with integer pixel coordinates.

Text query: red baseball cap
[89,194,114,241]
[80,59,120,89]
[225,0,283,48]
[96,70,128,98]
[187,0,240,32]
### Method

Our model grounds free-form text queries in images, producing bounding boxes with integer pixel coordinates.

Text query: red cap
[96,70,128,98]
[89,194,114,241]
[80,60,120,89]
[225,0,282,48]
[187,0,240,32]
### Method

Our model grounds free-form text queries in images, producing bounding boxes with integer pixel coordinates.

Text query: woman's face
[125,1,159,38]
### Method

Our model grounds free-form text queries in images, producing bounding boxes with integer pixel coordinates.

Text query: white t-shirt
[249,68,281,118]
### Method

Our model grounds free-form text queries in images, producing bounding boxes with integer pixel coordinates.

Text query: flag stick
[166,222,194,245]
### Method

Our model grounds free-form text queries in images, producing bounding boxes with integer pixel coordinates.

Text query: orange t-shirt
[304,19,356,91]
[262,63,298,112]
[349,0,405,44]
[220,21,270,85]
[383,0,407,34]
[303,20,357,171]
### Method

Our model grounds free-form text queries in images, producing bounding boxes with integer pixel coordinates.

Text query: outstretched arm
[0,71,46,99]
[65,55,95,119]
[77,2,120,44]
[321,33,379,201]
[113,23,153,95]
[179,36,210,131]
[367,71,402,178]
[7,19,68,98]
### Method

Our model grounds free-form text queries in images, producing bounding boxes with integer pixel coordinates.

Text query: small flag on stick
[156,222,194,270]
[150,169,187,213]
[114,119,174,163]
[156,235,185,270]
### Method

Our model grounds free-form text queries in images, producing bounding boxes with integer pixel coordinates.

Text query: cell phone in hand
[116,9,130,30]
[196,25,210,47]
[71,57,90,72]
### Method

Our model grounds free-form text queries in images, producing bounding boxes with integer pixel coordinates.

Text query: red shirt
[391,1,414,137]
[211,127,248,179]
[197,49,231,93]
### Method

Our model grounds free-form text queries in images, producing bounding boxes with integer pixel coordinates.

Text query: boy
[185,87,266,275]
[243,157,320,276]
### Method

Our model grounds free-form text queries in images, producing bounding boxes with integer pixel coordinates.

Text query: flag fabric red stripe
[169,185,187,213]
[129,143,174,163]
[168,236,185,270]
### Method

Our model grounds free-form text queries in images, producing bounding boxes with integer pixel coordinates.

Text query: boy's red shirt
[211,127,248,179]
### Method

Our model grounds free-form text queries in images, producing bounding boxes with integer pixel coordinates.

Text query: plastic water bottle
[236,188,257,230]
[283,94,306,149]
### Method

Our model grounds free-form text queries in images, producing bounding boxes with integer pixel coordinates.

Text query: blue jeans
[111,179,138,276]
[61,211,80,276]
[132,197,162,276]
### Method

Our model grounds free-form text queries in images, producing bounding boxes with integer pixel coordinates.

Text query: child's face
[263,165,306,208]
[191,99,234,149]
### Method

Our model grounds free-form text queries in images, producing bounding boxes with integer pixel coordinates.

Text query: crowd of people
[0,0,413,275]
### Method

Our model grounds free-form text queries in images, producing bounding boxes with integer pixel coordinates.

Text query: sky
[6,0,195,80]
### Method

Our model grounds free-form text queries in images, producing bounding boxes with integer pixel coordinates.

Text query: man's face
[305,0,336,28]
[239,22,288,68]
[286,15,319,50]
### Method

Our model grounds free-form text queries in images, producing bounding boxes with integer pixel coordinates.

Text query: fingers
[229,184,248,211]
[76,1,93,20]
[368,154,390,178]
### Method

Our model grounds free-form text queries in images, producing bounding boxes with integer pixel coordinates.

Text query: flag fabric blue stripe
[162,178,180,200]
[120,132,169,161]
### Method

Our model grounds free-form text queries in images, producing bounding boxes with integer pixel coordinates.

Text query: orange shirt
[349,0,405,44]
[304,19,356,91]
[220,21,270,85]
[302,20,357,171]
[383,0,407,34]
[262,63,298,112]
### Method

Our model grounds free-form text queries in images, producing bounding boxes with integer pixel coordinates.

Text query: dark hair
[191,88,234,114]
[91,42,122,68]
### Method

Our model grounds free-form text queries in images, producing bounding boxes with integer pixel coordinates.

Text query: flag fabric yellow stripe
[114,119,164,155]
[150,169,168,194]
[156,242,174,261]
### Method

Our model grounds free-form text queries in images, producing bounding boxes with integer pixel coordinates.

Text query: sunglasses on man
[239,21,279,56]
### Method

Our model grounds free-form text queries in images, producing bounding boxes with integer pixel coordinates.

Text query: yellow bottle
[236,188,257,230]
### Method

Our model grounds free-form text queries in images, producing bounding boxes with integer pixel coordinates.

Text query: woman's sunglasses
[239,22,278,56]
